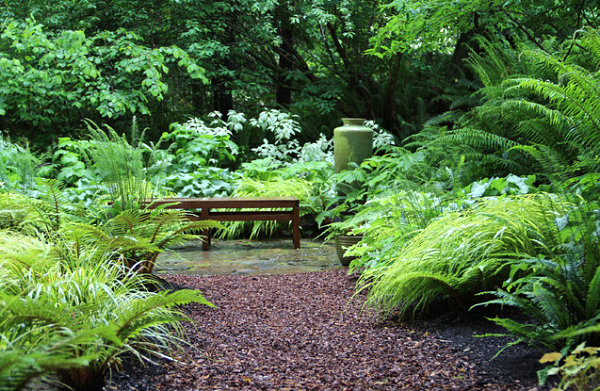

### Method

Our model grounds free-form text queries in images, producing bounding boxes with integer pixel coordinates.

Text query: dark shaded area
[105,269,549,390]
[412,309,549,390]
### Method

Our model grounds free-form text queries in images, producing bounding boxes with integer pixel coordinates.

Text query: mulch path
[106,269,549,390]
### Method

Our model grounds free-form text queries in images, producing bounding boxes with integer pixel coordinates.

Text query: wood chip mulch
[106,269,547,391]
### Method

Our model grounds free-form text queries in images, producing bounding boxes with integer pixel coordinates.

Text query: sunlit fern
[82,120,167,212]
[63,207,222,274]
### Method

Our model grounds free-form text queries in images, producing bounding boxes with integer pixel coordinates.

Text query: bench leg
[202,208,211,251]
[292,205,300,249]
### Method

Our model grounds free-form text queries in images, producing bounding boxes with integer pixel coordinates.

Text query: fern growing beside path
[475,200,600,352]
[0,234,214,391]
[63,207,222,274]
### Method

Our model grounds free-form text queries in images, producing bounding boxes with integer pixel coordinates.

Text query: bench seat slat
[147,198,298,209]
[188,210,294,222]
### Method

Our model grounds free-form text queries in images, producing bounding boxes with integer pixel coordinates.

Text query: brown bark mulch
[106,269,547,391]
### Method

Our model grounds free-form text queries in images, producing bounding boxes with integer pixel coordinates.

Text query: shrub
[160,114,239,197]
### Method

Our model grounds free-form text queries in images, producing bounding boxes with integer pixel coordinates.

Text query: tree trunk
[275,4,293,108]
[190,79,206,114]
[212,77,233,118]
[451,13,482,79]
[212,52,234,117]
[381,53,403,131]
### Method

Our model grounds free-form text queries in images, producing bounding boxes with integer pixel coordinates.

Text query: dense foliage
[0,0,497,145]
[3,0,600,388]
[0,183,215,390]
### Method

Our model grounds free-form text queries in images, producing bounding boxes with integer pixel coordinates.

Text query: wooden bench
[144,197,300,250]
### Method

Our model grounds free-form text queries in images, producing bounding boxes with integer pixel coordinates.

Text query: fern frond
[585,266,600,317]
[508,144,570,182]
[438,127,519,151]
[116,289,214,341]
[488,316,557,350]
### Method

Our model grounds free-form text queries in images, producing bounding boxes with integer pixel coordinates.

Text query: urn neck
[341,118,366,126]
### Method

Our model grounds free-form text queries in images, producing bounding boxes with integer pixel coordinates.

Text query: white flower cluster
[250,110,302,162]
[364,120,396,153]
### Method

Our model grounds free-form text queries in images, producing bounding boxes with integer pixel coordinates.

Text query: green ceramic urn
[333,118,373,173]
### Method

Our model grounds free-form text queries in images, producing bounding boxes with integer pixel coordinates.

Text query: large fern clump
[64,206,221,274]
[472,198,600,353]
[81,120,167,212]
[360,194,569,319]
[419,30,600,187]
[479,250,600,352]
[0,170,217,391]
[0,231,213,391]
[496,31,600,182]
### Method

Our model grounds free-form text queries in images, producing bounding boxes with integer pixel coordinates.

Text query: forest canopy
[0,0,594,147]
[4,1,599,253]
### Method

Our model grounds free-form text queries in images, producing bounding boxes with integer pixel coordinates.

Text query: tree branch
[500,8,550,54]
[563,0,586,61]
[326,22,350,70]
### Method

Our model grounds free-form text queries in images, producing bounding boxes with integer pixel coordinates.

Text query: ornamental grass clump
[219,177,315,239]
[360,194,569,319]
[0,232,214,391]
